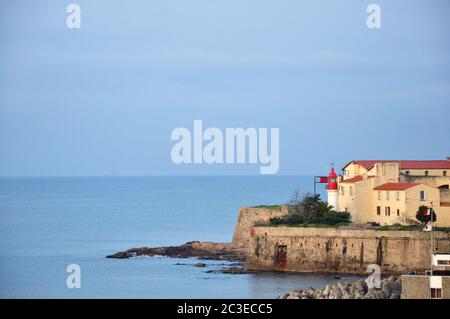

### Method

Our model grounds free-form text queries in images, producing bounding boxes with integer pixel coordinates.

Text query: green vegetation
[268,192,350,227]
[378,225,420,231]
[415,205,436,225]
[252,205,281,209]
[376,224,450,232]
[268,221,349,228]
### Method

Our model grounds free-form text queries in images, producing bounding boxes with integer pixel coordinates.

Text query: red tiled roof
[343,160,450,171]
[373,183,421,191]
[341,175,375,183]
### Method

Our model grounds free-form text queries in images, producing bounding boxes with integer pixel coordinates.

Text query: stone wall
[401,276,430,299]
[401,275,450,299]
[231,206,288,249]
[246,227,450,275]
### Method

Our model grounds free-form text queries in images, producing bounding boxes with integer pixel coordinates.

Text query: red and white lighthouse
[327,166,339,210]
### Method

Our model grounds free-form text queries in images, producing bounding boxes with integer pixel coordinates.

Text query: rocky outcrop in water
[106,241,246,261]
[278,275,402,299]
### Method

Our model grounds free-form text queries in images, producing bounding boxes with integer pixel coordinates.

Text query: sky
[0,0,449,176]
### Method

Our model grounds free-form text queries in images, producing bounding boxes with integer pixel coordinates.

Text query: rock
[106,241,246,261]
[389,282,401,293]
[390,292,401,299]
[301,291,311,298]
[106,251,129,259]
[381,281,391,296]
[331,285,343,299]
[323,285,331,296]
[388,275,396,283]
[286,292,301,299]
[194,262,206,267]
[280,275,403,300]
[354,280,368,293]
[220,266,247,274]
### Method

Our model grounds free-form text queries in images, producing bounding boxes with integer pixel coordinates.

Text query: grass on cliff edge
[251,205,282,209]
[378,225,450,232]
[265,221,350,229]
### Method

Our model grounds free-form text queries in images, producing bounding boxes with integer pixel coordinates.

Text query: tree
[288,190,321,220]
[269,190,350,226]
[415,205,437,225]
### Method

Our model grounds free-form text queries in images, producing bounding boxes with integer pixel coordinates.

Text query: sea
[0,176,361,298]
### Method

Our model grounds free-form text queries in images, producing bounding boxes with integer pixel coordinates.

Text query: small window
[396,191,400,201]
[431,288,442,299]
[444,171,447,176]
[377,191,381,201]
[386,191,390,201]
[425,171,429,176]
[397,209,400,216]
[377,206,381,216]
[405,171,410,175]
[341,186,345,196]
[420,190,426,201]
[349,186,353,196]
[385,206,391,216]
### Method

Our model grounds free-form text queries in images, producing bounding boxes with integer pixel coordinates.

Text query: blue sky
[0,0,449,176]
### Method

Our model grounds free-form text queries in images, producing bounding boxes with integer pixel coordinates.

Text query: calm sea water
[0,176,360,298]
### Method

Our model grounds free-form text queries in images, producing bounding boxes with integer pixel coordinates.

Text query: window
[377,191,381,201]
[405,170,410,175]
[396,191,400,201]
[377,206,381,216]
[444,171,447,176]
[341,186,345,196]
[420,190,426,201]
[349,186,353,196]
[385,206,391,216]
[386,191,390,201]
[397,209,400,216]
[425,171,429,176]
[431,288,442,299]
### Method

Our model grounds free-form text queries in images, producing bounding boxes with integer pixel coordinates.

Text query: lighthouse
[327,166,339,210]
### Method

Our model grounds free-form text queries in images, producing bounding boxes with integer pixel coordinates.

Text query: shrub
[415,205,437,225]
[269,190,350,226]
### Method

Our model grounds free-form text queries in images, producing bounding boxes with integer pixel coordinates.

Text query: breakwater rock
[106,241,246,261]
[279,275,402,299]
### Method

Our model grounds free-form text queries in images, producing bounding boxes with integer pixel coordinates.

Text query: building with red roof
[334,158,450,226]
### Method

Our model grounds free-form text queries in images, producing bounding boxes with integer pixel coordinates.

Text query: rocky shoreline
[107,241,408,298]
[279,275,402,299]
[106,241,246,261]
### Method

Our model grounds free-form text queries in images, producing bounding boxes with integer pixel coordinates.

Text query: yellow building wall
[338,178,375,223]
[400,169,449,177]
[342,163,367,179]
[405,185,450,227]
[338,161,450,227]
[372,189,407,225]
